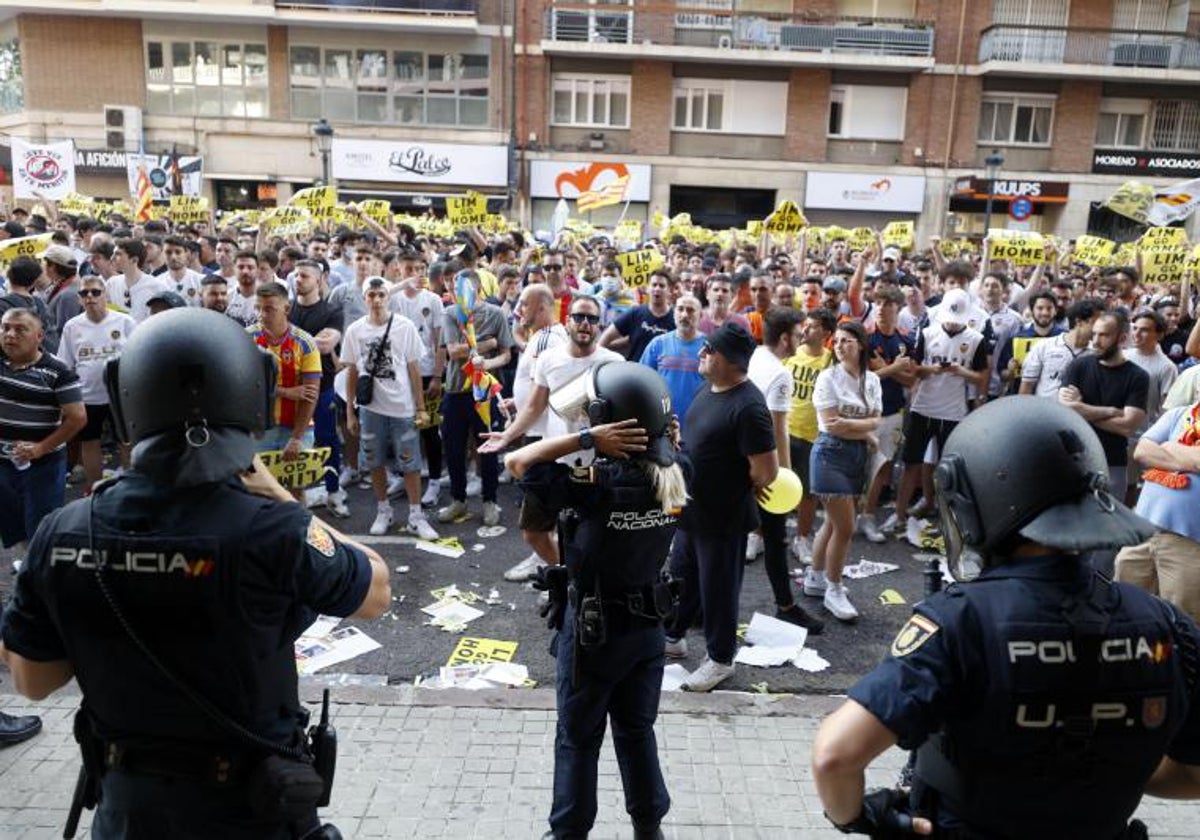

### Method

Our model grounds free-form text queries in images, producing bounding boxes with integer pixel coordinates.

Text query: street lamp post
[982,149,1005,238]
[312,118,334,186]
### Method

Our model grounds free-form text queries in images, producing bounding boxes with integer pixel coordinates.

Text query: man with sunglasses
[480,296,622,572]
[55,276,137,492]
[540,251,576,326]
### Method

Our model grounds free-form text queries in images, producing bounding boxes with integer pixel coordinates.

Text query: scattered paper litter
[476,525,506,538]
[485,588,502,605]
[913,553,956,586]
[735,645,800,667]
[395,565,410,574]
[472,544,486,552]
[878,588,907,605]
[305,673,388,687]
[793,648,831,672]
[421,598,485,627]
[425,662,531,690]
[661,663,690,692]
[295,623,382,675]
[843,560,900,579]
[745,612,808,649]
[413,537,465,558]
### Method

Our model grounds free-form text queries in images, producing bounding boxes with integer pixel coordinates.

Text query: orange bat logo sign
[556,162,631,197]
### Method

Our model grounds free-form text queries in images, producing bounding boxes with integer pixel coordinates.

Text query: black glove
[828,788,916,838]
[531,565,569,630]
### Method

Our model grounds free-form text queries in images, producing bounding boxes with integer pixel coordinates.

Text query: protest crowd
[2,190,1200,701]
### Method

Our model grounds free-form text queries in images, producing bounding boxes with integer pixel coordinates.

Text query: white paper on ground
[793,648,831,672]
[412,539,466,558]
[661,663,690,691]
[295,625,382,675]
[428,662,530,690]
[842,560,900,579]
[734,645,802,667]
[421,598,485,625]
[744,612,808,649]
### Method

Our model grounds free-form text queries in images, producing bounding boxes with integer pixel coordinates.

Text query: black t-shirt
[290,299,345,393]
[1062,354,1149,466]
[680,379,775,534]
[614,305,675,362]
[1161,326,1191,366]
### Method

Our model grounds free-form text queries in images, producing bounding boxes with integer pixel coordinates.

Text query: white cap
[937,289,971,326]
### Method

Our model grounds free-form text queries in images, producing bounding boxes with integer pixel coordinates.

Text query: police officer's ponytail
[640,460,688,514]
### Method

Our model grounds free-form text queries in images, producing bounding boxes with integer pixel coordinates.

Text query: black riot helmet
[550,361,675,466]
[105,307,276,445]
[933,396,1154,580]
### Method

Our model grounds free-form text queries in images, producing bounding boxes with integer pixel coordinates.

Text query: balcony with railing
[542,6,935,68]
[979,25,1200,78]
[275,0,476,12]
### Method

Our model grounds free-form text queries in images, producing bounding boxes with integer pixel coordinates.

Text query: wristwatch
[578,429,594,450]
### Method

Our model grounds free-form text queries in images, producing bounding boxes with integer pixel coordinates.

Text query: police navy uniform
[521,456,688,840]
[850,555,1200,840]
[0,473,374,839]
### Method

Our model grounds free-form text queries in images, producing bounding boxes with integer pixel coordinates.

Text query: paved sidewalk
[0,684,1196,839]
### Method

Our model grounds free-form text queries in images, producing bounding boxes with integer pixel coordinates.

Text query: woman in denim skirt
[803,321,882,622]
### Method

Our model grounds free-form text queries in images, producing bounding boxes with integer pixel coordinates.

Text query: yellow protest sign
[614,219,643,246]
[746,220,763,238]
[1012,336,1049,366]
[614,248,665,288]
[763,200,807,234]
[0,233,53,267]
[258,447,331,490]
[882,221,914,251]
[848,227,875,251]
[824,225,850,244]
[168,195,210,224]
[482,214,512,235]
[1190,243,1200,270]
[446,637,518,667]
[938,239,960,259]
[446,191,488,227]
[289,186,336,222]
[60,192,94,215]
[1142,248,1188,285]
[1073,235,1115,267]
[988,230,1045,266]
[1140,226,1188,251]
[263,206,314,237]
[356,199,392,228]
[804,226,826,251]
[1113,242,1138,267]
[1104,181,1155,224]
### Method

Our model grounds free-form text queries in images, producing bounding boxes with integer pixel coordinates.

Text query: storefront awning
[953,177,1069,204]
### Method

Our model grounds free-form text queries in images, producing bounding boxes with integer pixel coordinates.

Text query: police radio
[309,689,337,808]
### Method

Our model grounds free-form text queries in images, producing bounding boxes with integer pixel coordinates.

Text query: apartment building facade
[0,0,515,212]
[0,0,1198,242]
[518,0,1200,241]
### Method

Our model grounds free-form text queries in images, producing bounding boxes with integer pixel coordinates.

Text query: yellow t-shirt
[783,347,832,442]
[477,267,499,300]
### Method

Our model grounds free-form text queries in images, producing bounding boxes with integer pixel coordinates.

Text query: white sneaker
[802,568,828,597]
[905,516,931,549]
[504,553,543,582]
[682,657,735,692]
[791,534,813,562]
[436,500,469,523]
[910,498,933,518]
[406,513,439,541]
[482,501,501,527]
[326,489,351,519]
[338,467,360,490]
[369,505,394,536]
[421,479,441,507]
[466,475,482,498]
[858,513,886,544]
[664,637,688,659]
[386,472,404,498]
[879,512,900,534]
[745,532,763,561]
[823,581,859,622]
[304,487,328,509]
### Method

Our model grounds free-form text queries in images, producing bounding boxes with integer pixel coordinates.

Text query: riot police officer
[812,396,1200,839]
[505,361,689,840]
[0,308,391,839]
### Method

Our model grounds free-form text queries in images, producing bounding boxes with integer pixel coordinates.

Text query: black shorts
[789,436,813,496]
[79,403,112,442]
[900,411,958,465]
[519,492,558,533]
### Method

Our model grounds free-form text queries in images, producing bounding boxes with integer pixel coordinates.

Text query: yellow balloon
[759,467,804,514]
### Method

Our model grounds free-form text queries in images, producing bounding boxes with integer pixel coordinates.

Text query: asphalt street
[0,474,935,696]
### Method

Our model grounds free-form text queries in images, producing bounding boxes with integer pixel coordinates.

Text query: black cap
[706,322,756,371]
[3,220,26,238]
[146,290,188,310]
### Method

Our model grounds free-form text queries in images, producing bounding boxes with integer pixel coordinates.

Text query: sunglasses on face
[543,264,563,270]
[79,289,104,298]
[568,312,600,325]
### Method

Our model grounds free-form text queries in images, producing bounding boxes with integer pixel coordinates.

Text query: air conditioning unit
[717,34,733,49]
[103,105,143,151]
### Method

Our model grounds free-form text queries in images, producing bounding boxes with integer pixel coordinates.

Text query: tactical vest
[564,460,678,597]
[37,476,310,748]
[915,564,1196,839]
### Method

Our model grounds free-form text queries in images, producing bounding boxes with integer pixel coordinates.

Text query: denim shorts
[360,409,421,473]
[254,426,314,453]
[809,432,868,497]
